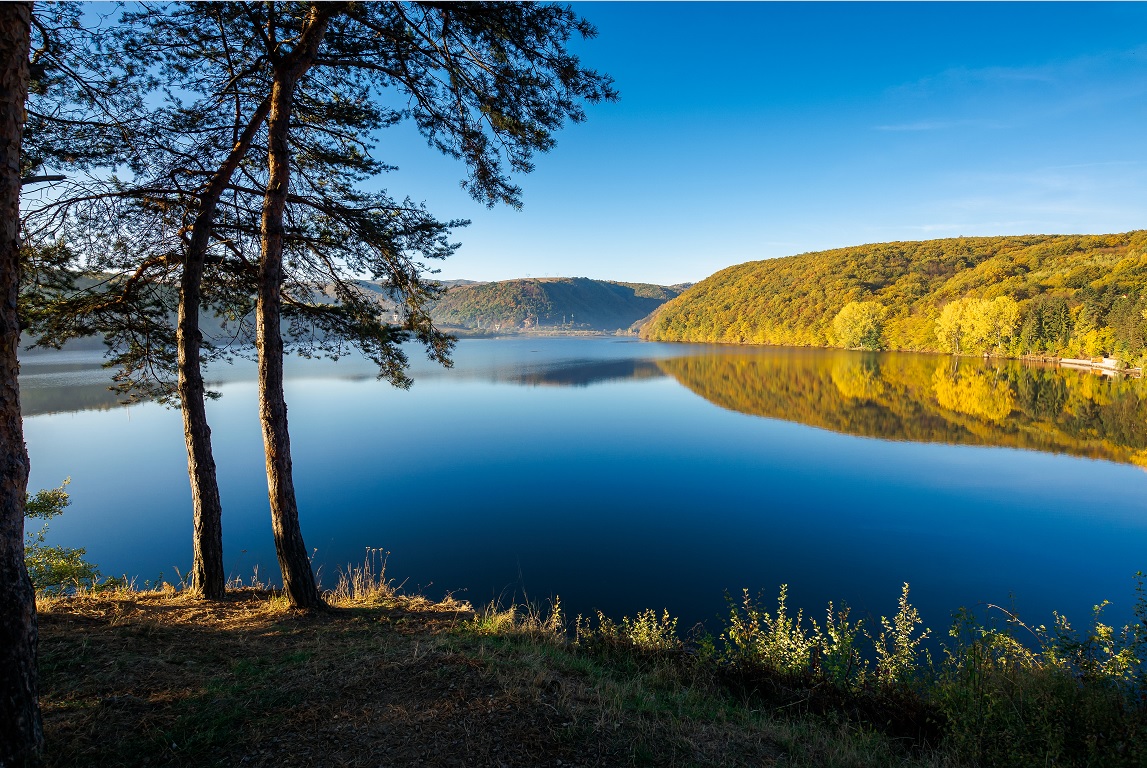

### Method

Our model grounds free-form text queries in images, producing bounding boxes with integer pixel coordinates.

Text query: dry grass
[36,584,963,768]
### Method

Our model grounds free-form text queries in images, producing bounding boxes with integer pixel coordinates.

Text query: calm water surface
[22,338,1147,634]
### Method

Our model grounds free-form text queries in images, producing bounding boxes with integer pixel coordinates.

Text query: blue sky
[373,2,1147,285]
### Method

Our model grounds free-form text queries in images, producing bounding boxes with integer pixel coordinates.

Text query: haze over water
[23,337,1147,635]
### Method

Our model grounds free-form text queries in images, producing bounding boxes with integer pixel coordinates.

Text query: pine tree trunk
[0,3,43,762]
[254,5,339,610]
[257,72,321,609]
[257,81,311,607]
[179,265,225,597]
[180,97,273,600]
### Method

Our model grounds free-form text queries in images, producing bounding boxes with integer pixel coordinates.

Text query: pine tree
[0,2,43,761]
[21,2,615,609]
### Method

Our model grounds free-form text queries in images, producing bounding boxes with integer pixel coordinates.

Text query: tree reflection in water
[658,350,1147,466]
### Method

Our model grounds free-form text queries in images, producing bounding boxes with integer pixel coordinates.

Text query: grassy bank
[34,567,1147,767]
[35,591,930,768]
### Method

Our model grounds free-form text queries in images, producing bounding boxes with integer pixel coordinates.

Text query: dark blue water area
[22,337,1147,642]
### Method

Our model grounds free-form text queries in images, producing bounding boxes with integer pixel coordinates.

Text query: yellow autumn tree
[832,301,887,350]
[936,296,1020,355]
[935,300,970,353]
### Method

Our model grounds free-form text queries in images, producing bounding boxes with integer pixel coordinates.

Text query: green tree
[25,2,614,609]
[1019,295,1073,355]
[21,2,241,598]
[131,2,613,609]
[242,2,615,608]
[832,300,887,349]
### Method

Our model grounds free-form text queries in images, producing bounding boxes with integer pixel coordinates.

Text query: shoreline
[643,336,1146,375]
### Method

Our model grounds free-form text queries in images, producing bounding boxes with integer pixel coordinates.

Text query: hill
[430,276,684,332]
[640,233,1147,364]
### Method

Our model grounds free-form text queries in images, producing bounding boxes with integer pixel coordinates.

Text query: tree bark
[0,3,43,763]
[256,5,339,610]
[181,96,272,600]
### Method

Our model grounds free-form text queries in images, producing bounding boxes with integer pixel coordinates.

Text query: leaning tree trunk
[180,96,272,600]
[178,259,226,598]
[0,2,43,762]
[255,5,337,610]
[257,72,321,609]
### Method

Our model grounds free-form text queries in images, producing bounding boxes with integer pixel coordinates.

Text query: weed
[577,608,682,654]
[34,561,1147,767]
[468,596,564,644]
[326,547,395,606]
[873,582,931,685]
[934,596,1147,767]
[724,585,820,677]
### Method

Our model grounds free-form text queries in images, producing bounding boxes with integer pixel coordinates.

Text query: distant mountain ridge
[429,276,687,332]
[21,274,687,359]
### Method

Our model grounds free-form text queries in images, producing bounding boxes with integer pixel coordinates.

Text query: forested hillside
[430,277,684,332]
[641,233,1147,365]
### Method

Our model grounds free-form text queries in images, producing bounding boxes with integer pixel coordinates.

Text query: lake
[21,337,1147,636]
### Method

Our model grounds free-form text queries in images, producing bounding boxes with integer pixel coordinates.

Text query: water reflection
[21,338,1147,635]
[657,350,1147,466]
[474,358,664,388]
[20,353,128,416]
[21,342,1147,465]
[18,341,675,416]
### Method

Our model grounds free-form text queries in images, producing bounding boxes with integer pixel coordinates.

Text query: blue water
[22,337,1147,636]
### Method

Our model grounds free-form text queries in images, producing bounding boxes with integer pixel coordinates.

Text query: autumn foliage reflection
[657,350,1147,466]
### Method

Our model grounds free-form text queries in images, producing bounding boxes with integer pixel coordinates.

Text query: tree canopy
[832,300,887,350]
[18,1,617,609]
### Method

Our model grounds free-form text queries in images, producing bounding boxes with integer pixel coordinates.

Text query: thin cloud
[888,44,1147,104]
[898,221,1042,234]
[873,120,953,132]
[873,118,1008,132]
[903,223,966,233]
[1042,160,1142,171]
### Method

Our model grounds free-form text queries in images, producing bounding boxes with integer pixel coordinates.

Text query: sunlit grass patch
[324,547,396,607]
[467,596,565,643]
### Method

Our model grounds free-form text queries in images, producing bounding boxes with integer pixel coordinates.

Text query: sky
[369,3,1147,286]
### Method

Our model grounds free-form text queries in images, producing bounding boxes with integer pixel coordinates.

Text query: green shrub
[934,592,1147,767]
[575,608,681,653]
[24,479,107,593]
[723,585,822,677]
[873,582,932,684]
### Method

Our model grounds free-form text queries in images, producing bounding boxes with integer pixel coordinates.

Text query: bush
[575,608,681,654]
[24,479,107,593]
[935,599,1147,766]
